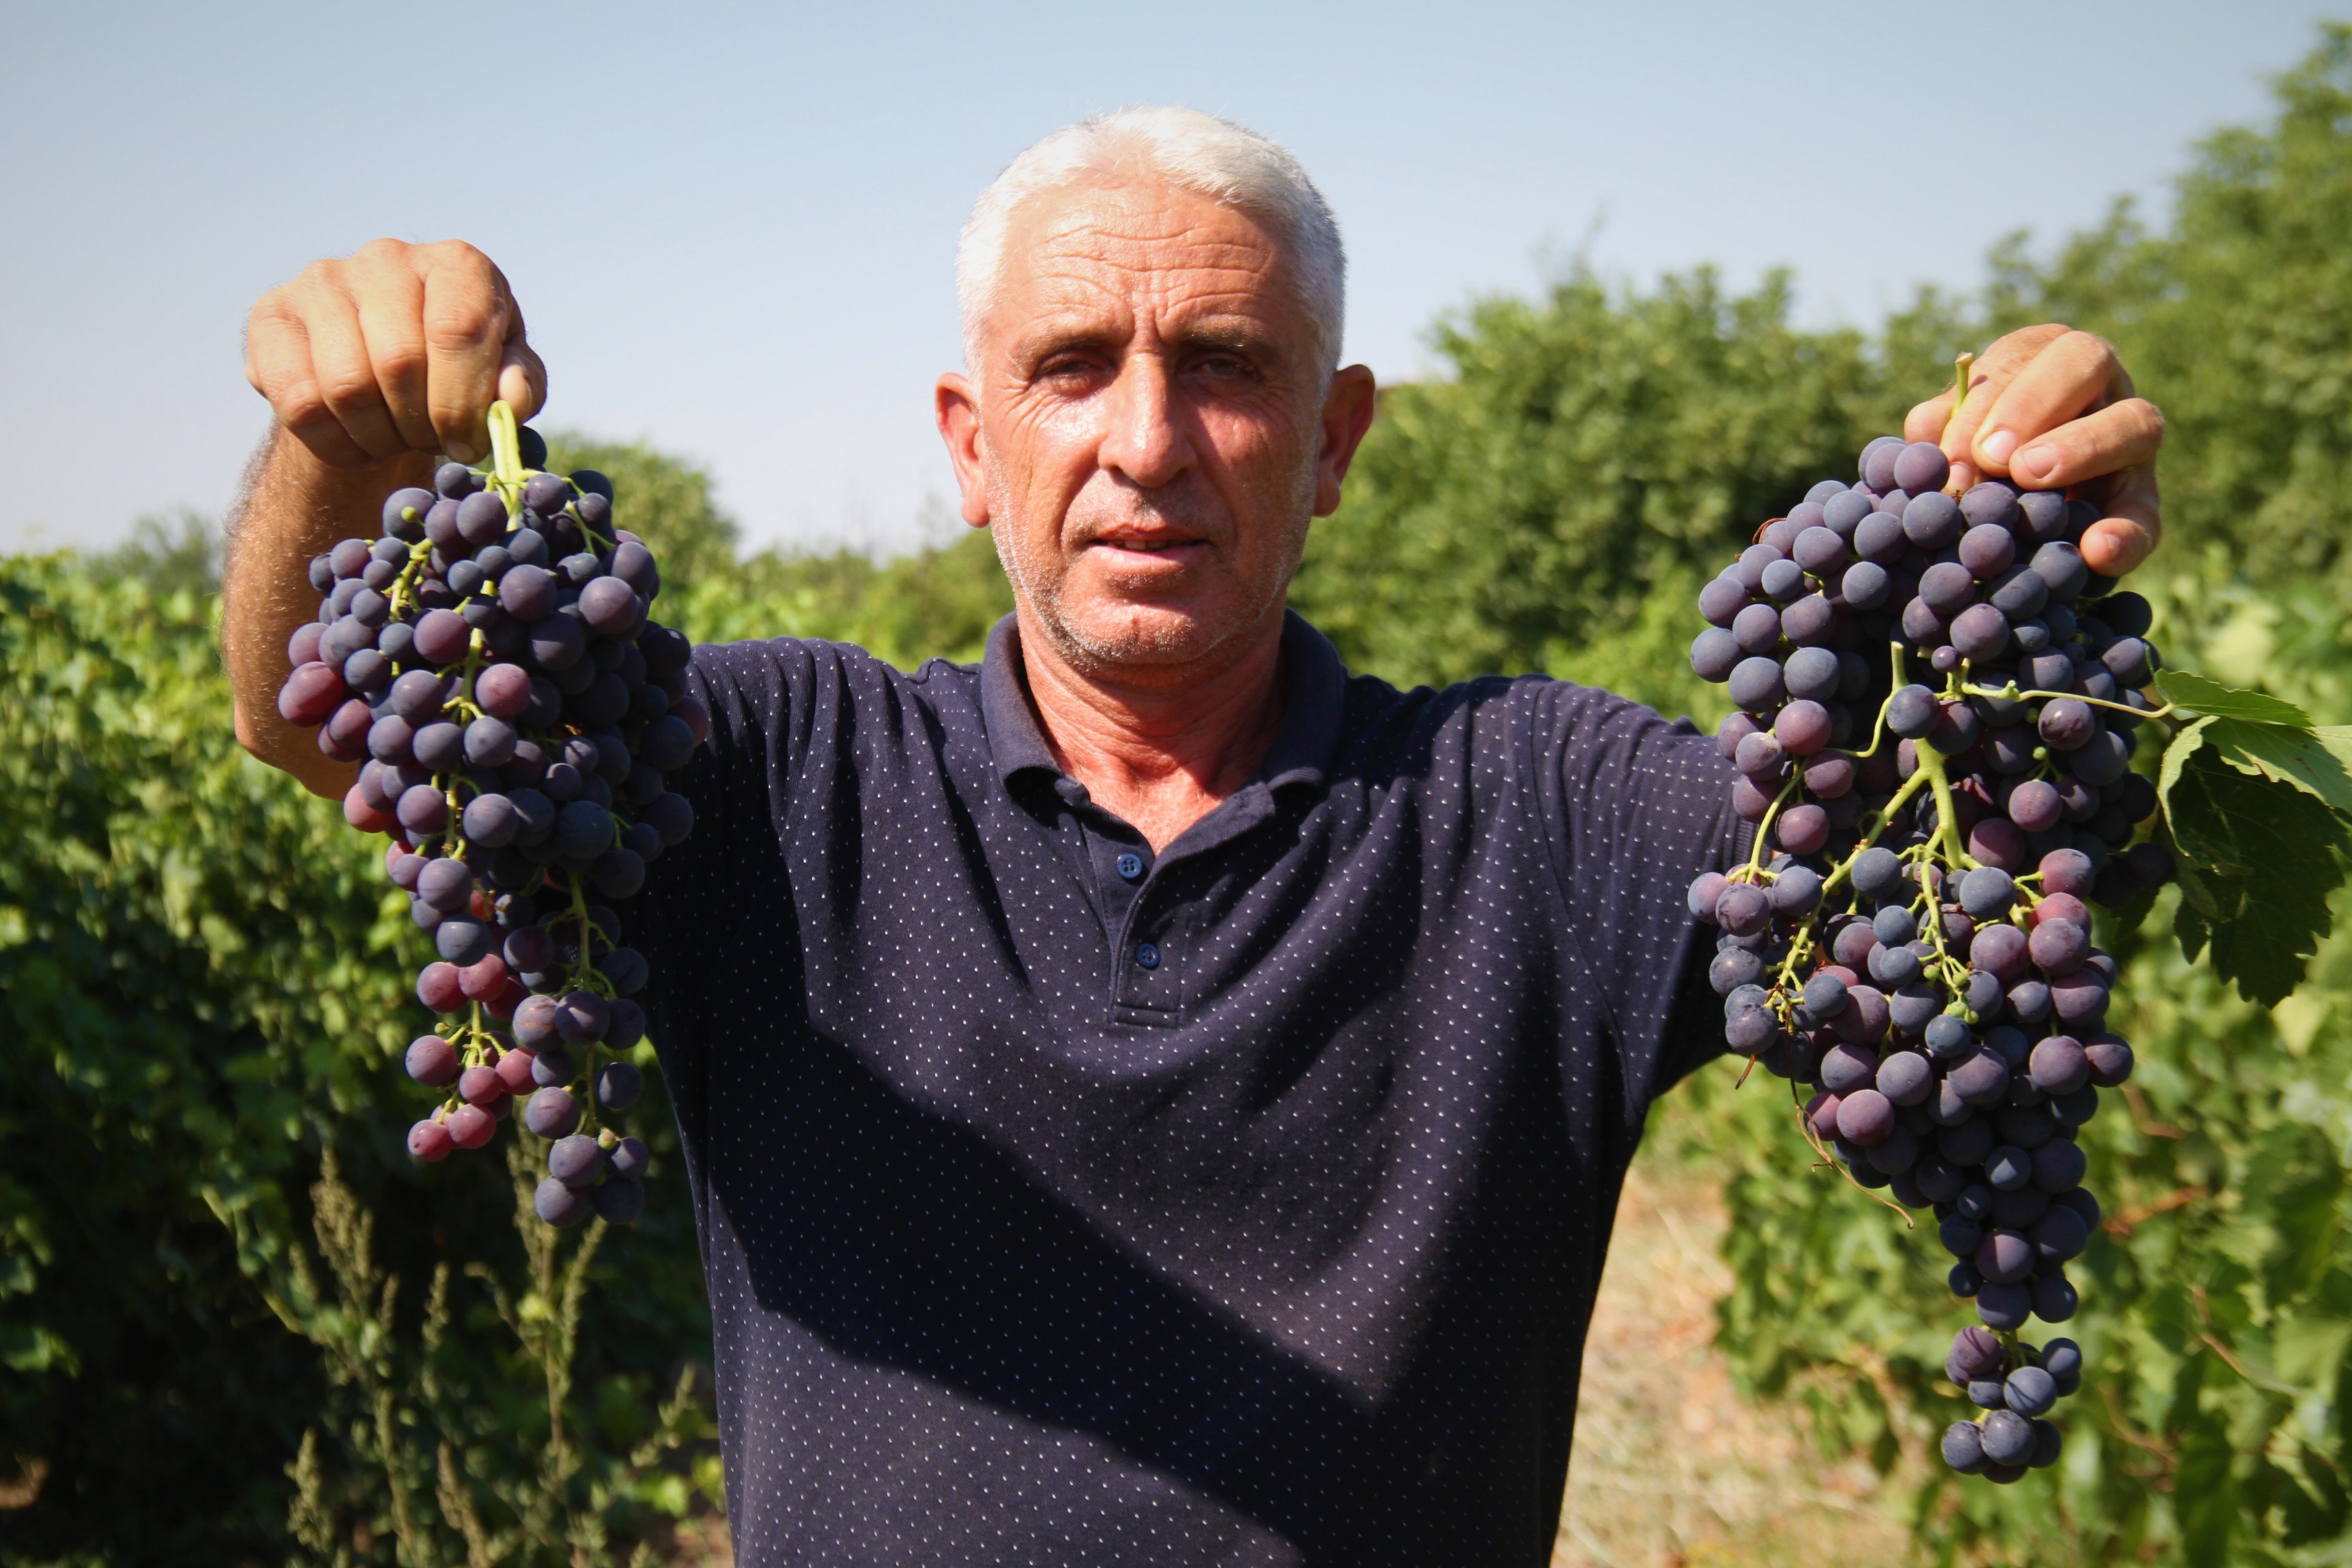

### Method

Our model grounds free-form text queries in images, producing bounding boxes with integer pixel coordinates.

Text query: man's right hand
[226,240,545,799]
[245,238,546,469]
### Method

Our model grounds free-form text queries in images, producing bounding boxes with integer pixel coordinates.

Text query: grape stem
[1960,681,2174,725]
[1791,1090,1916,1228]
[1742,773,1805,877]
[485,400,529,508]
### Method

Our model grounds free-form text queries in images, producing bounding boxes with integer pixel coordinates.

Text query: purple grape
[1894,441,1950,496]
[1950,603,2010,662]
[548,1133,608,1190]
[534,1177,594,1228]
[1854,512,1907,564]
[1904,491,1964,551]
[1729,657,1784,712]
[1775,700,1831,756]
[1699,577,1749,626]
[1690,628,1741,681]
[524,1086,583,1139]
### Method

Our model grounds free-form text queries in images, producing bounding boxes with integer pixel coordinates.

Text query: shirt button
[1116,853,1144,881]
[1134,942,1161,969]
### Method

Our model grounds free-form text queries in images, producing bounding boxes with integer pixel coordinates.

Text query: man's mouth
[1086,532,1207,565]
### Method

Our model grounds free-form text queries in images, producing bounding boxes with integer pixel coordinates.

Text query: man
[225,108,2163,1566]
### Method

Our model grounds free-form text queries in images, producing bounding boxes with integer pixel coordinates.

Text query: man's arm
[223,239,545,798]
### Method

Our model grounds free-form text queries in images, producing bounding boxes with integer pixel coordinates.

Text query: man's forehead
[989,178,1296,327]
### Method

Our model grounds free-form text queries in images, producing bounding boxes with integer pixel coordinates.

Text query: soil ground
[1551,1157,1918,1567]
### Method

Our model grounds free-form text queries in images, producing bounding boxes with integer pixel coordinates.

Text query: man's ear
[936,372,992,528]
[1312,364,1377,518]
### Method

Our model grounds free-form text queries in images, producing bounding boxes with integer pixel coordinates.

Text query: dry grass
[1552,1156,1921,1567]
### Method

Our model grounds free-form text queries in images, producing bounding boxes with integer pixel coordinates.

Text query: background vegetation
[13,24,2352,1566]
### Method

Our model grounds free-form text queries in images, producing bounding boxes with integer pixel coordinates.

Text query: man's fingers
[346,241,440,454]
[2078,465,2162,578]
[1940,325,2071,467]
[1904,390,1953,446]
[294,266,411,461]
[1968,330,2125,477]
[499,338,548,423]
[246,300,376,469]
[420,243,521,463]
[493,260,546,421]
[2007,397,2164,492]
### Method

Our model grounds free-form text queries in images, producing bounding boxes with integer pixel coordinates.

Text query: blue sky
[1,1,2336,556]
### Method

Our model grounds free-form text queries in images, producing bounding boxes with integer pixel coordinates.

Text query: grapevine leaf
[2201,717,2352,815]
[2157,669,2315,728]
[2162,745,2350,1006]
[2159,715,2217,826]
[2313,725,2352,781]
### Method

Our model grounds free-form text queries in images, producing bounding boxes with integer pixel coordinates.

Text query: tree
[1986,24,2352,605]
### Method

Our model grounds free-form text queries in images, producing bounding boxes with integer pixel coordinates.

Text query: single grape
[2031,1275,2080,1324]
[1893,442,1950,497]
[406,1035,459,1087]
[1690,628,1741,681]
[2029,540,2089,600]
[1957,866,2016,918]
[1978,1409,2035,1467]
[1850,847,1903,899]
[1767,865,1821,915]
[595,1060,644,1110]
[524,1087,583,1139]
[1916,562,1975,616]
[534,1177,595,1228]
[1774,700,1831,756]
[548,1133,608,1190]
[608,1136,651,1181]
[1698,577,1749,627]
[2084,1033,2134,1087]
[1975,1282,2031,1332]
[1876,1049,1932,1105]
[1854,512,1906,564]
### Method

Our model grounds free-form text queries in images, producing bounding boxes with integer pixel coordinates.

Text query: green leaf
[2158,668,2315,728]
[2176,1406,2241,1565]
[2163,744,2351,1005]
[2159,714,2217,822]
[2203,717,2352,815]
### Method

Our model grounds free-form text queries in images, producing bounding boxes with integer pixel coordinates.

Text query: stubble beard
[983,459,1316,681]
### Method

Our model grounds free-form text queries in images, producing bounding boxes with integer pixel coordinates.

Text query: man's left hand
[1903,324,2164,578]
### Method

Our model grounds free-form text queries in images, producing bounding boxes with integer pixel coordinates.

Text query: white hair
[956,107,1346,380]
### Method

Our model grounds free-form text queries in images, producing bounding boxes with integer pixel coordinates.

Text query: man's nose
[1097,354,1196,490]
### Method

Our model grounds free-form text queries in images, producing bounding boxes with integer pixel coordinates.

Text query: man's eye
[1197,356,1249,378]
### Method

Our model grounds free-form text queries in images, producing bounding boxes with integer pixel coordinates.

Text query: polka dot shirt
[636,612,1743,1567]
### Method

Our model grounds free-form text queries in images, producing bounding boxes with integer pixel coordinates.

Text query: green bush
[0,560,716,1563]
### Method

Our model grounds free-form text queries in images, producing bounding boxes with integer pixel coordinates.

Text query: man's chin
[1041,595,1266,673]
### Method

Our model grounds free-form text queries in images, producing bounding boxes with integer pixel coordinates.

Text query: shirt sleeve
[1527,682,1746,1135]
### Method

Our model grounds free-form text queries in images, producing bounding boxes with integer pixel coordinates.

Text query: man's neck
[1015,604,1287,853]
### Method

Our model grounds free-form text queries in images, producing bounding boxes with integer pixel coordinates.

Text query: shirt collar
[980,608,1349,798]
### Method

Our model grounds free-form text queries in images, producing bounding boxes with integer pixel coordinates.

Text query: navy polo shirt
[637,610,1742,1567]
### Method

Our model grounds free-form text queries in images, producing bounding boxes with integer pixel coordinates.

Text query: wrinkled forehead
[979,177,1315,362]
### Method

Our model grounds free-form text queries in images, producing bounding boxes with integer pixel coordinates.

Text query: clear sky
[1,1,2336,557]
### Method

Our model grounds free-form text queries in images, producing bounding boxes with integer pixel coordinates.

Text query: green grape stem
[1960,680,2174,725]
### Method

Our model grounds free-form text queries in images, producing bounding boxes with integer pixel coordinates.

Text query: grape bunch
[273,404,702,1230]
[1686,428,2176,1482]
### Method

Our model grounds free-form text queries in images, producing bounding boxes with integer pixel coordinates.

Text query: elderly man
[225,109,2161,1567]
